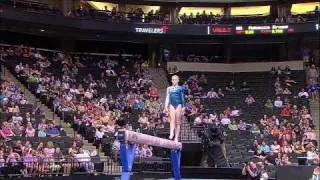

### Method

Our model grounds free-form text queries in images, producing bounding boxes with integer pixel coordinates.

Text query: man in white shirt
[76,148,94,173]
[12,113,23,124]
[106,67,116,76]
[15,63,24,73]
[34,51,43,60]
[221,115,231,126]
[194,115,203,125]
[207,88,219,99]
[274,97,283,108]
[231,107,240,117]
[298,88,309,98]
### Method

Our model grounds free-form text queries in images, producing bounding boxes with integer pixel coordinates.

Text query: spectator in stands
[220,114,231,126]
[307,64,319,82]
[223,107,232,117]
[280,141,292,154]
[303,127,317,145]
[139,144,153,158]
[112,139,120,161]
[278,153,292,166]
[12,112,23,124]
[306,146,319,164]
[138,112,149,126]
[238,120,247,132]
[274,97,283,108]
[44,141,55,158]
[283,65,291,75]
[0,122,14,139]
[225,80,236,92]
[12,123,23,137]
[291,140,305,154]
[281,104,291,119]
[307,79,319,100]
[75,148,94,173]
[242,161,261,179]
[217,88,225,98]
[73,135,84,148]
[298,88,309,98]
[228,120,238,131]
[46,123,60,137]
[260,141,270,154]
[149,85,159,98]
[199,73,208,86]
[230,106,240,117]
[284,76,297,87]
[25,122,35,137]
[244,94,256,105]
[282,87,292,95]
[194,114,204,125]
[206,88,219,99]
[270,141,280,154]
[264,99,274,115]
[240,81,250,91]
[250,123,261,135]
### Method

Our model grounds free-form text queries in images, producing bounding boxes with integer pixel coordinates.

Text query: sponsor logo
[212,27,232,33]
[135,25,169,34]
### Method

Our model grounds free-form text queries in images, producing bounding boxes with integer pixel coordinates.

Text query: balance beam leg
[171,150,181,180]
[120,143,136,180]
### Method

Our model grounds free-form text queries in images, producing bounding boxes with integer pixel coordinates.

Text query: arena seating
[0,42,318,179]
[177,70,310,167]
[3,45,170,161]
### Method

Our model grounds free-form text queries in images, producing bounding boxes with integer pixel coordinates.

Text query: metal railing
[0,157,118,177]
[0,156,175,177]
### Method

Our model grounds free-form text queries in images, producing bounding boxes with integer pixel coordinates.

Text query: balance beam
[118,129,182,180]
[118,129,182,150]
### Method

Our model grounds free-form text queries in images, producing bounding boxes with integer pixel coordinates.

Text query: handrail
[0,43,134,57]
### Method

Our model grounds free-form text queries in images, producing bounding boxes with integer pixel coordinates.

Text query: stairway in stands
[309,93,320,148]
[181,117,201,142]
[149,68,169,102]
[2,66,120,174]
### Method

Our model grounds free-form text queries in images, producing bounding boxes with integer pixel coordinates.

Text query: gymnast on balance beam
[164,75,186,142]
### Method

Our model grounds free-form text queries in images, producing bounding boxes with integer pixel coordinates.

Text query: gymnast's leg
[169,105,176,140]
[174,104,183,142]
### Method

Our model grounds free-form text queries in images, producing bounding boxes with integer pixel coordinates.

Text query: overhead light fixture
[40,29,45,32]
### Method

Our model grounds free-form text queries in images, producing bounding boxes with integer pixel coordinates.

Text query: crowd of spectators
[179,6,319,25]
[0,75,65,139]
[1,44,169,167]
[244,67,319,173]
[179,11,223,24]
[0,138,99,176]
[175,54,224,63]
[177,65,319,178]
[2,0,320,25]
[0,74,101,176]
[2,0,61,15]
[73,7,169,24]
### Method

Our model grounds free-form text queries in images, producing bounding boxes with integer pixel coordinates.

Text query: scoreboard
[234,25,294,35]
[208,23,319,35]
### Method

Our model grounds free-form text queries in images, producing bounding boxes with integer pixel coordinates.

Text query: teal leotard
[165,86,185,109]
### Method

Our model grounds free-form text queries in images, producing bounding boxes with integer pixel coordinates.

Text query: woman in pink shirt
[0,122,14,139]
[43,141,55,158]
[25,122,35,137]
[303,127,317,146]
[23,150,38,176]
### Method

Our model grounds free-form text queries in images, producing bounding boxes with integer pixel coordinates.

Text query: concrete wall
[167,60,303,72]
